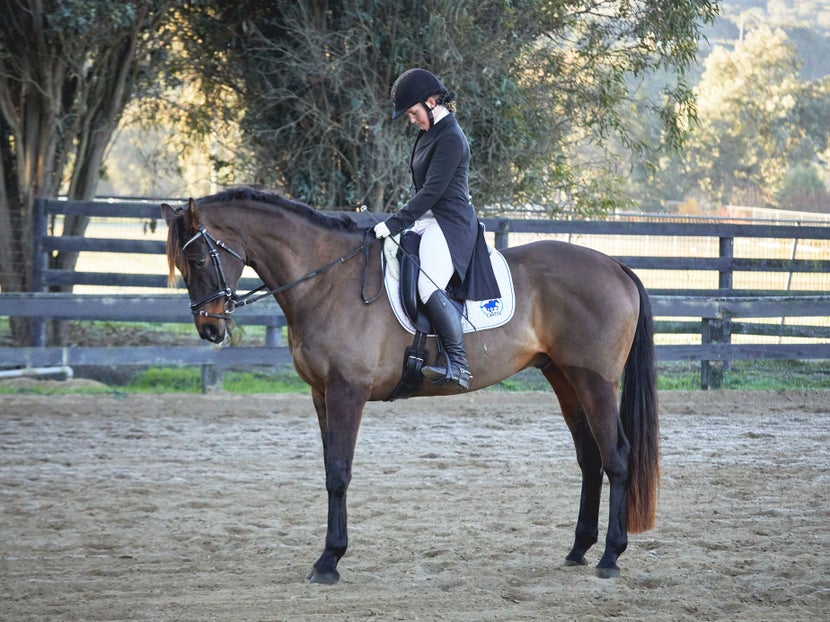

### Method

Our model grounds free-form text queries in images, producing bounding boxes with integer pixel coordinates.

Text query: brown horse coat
[162,188,659,583]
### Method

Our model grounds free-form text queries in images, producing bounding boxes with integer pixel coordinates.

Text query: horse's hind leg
[545,364,631,578]
[544,365,603,566]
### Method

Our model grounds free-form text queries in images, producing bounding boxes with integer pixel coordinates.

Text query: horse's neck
[242,212,363,316]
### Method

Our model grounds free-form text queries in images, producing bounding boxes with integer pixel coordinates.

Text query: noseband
[182,226,245,319]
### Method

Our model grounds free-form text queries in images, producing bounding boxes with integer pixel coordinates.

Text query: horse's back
[502,240,641,379]
[503,239,638,302]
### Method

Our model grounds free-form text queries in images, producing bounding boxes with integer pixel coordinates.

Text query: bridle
[181,224,381,320]
[182,225,246,319]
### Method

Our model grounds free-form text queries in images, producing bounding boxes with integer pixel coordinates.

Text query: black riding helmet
[390,68,454,126]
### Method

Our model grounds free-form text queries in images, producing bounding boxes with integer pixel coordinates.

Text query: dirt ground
[1,389,828,621]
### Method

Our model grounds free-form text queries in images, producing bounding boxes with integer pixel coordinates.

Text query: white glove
[373,221,391,239]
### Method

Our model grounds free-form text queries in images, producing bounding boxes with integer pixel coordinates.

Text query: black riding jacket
[383,114,500,300]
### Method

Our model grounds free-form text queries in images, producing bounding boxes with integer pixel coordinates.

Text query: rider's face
[405,97,436,131]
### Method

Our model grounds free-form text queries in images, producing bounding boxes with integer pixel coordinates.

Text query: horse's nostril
[203,323,223,343]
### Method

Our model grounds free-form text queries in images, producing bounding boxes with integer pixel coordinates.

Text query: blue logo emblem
[480,299,503,317]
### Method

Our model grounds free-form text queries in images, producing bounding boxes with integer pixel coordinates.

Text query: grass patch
[123,366,309,394]
[125,367,203,393]
[219,369,310,394]
[657,360,830,391]
[0,360,827,395]
[492,361,830,393]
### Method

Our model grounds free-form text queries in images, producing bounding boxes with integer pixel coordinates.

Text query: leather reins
[182,225,381,320]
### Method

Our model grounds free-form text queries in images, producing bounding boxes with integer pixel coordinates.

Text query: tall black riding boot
[421,290,472,390]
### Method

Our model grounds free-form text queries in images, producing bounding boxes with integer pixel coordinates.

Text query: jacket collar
[416,113,457,147]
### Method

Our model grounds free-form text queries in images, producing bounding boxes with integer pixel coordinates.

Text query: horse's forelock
[165,211,188,286]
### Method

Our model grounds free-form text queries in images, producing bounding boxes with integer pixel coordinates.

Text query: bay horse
[161,187,659,584]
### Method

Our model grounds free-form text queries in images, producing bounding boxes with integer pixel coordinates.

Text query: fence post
[265,325,283,347]
[719,236,733,367]
[200,360,222,393]
[494,218,510,250]
[30,199,48,346]
[700,318,724,390]
[700,236,735,384]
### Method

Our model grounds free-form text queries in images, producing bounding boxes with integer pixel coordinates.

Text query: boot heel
[421,290,471,391]
[422,365,472,390]
[439,369,471,390]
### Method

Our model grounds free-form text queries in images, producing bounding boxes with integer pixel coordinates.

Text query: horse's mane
[165,187,360,286]
[198,187,360,232]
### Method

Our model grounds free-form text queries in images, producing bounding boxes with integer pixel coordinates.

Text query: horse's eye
[188,254,209,268]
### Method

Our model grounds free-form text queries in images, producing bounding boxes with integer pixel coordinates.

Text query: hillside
[708,1,830,79]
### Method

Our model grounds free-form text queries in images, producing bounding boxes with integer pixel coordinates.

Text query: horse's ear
[160,202,179,226]
[185,197,201,230]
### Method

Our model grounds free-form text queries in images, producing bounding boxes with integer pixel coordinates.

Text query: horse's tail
[619,264,660,533]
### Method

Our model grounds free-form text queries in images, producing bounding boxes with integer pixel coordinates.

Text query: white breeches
[410,217,454,304]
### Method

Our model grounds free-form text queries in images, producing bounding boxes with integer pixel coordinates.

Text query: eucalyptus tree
[183,0,718,215]
[0,0,177,343]
[683,26,830,207]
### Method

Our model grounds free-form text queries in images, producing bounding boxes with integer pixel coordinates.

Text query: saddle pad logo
[480,298,503,317]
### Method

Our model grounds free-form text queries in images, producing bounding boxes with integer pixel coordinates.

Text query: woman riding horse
[373,68,500,391]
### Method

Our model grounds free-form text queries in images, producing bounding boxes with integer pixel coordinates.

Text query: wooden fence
[0,198,828,390]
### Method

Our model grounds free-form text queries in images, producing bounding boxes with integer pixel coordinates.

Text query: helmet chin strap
[421,100,436,128]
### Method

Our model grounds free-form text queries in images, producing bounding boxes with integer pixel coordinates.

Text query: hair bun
[438,91,456,105]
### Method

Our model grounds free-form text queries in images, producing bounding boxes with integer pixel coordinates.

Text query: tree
[776,164,830,212]
[681,26,830,207]
[176,0,717,215]
[0,0,176,343]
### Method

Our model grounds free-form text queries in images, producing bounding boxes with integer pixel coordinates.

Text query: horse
[161,187,659,584]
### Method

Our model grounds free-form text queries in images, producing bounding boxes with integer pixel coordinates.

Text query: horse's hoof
[306,568,340,585]
[564,554,588,567]
[595,564,620,579]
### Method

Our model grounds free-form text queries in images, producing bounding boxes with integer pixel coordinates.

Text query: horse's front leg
[306,381,368,584]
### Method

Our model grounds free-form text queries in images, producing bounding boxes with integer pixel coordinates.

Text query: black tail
[618,264,660,532]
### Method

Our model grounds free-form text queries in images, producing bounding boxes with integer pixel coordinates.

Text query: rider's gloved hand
[373,221,391,239]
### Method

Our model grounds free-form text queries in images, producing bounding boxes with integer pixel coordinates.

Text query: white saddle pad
[382,236,515,335]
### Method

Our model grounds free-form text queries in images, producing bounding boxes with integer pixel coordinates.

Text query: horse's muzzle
[195,314,234,344]
[199,322,225,343]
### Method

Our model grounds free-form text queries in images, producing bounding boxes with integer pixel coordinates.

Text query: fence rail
[0,198,827,391]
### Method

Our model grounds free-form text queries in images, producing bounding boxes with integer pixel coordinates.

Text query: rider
[373,68,500,391]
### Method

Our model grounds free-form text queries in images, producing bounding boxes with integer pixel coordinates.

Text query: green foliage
[0,0,178,318]
[1,361,825,394]
[718,360,830,390]
[126,367,203,393]
[124,366,309,394]
[610,2,830,213]
[656,367,702,391]
[656,360,830,391]
[639,23,830,210]
[776,164,830,211]
[220,370,310,394]
[686,27,808,205]
[47,0,139,34]
[173,0,717,215]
